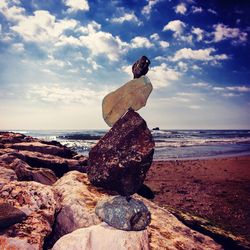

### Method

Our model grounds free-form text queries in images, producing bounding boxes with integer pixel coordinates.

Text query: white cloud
[142,0,161,16]
[213,85,250,95]
[177,92,198,97]
[45,55,68,68]
[163,20,186,36]
[163,92,204,106]
[189,105,201,109]
[11,10,77,43]
[110,12,141,25]
[0,4,25,22]
[174,3,187,15]
[213,24,247,43]
[192,65,201,71]
[63,0,89,12]
[79,30,128,61]
[159,40,169,48]
[208,8,217,15]
[177,61,188,72]
[192,82,209,87]
[170,47,228,62]
[147,63,181,88]
[150,33,160,41]
[27,84,107,104]
[0,0,21,10]
[213,87,224,91]
[55,35,81,47]
[181,34,193,43]
[154,56,166,61]
[0,0,8,9]
[11,42,24,52]
[226,86,250,92]
[121,65,131,77]
[54,21,128,61]
[163,20,193,43]
[30,18,128,62]
[9,9,127,62]
[222,93,238,97]
[191,6,203,13]
[191,27,204,41]
[77,21,101,34]
[121,63,180,89]
[86,57,102,70]
[150,34,170,49]
[130,36,153,48]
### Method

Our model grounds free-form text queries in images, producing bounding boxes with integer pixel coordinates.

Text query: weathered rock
[102,76,153,127]
[0,153,58,185]
[95,196,151,231]
[12,158,58,185]
[0,132,75,159]
[0,132,35,144]
[0,180,58,250]
[88,109,155,196]
[51,171,222,250]
[0,132,88,179]
[1,150,82,177]
[19,150,85,176]
[10,141,74,158]
[72,154,88,166]
[0,167,17,188]
[132,55,151,79]
[50,171,105,246]
[52,223,149,250]
[168,206,250,250]
[0,203,27,229]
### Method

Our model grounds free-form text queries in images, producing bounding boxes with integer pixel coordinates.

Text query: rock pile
[0,132,225,249]
[88,56,155,232]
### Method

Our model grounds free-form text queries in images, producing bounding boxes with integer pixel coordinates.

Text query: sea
[5,129,250,160]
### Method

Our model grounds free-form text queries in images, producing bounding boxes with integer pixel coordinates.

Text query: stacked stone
[87,56,155,231]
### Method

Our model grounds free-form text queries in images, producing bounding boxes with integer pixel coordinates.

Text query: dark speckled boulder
[0,203,27,229]
[95,196,151,231]
[88,109,154,196]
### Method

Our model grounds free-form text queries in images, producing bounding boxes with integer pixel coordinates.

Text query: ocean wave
[155,137,250,148]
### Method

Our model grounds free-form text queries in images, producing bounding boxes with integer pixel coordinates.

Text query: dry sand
[145,155,250,240]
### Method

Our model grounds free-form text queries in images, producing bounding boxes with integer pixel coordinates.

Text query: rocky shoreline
[0,131,247,249]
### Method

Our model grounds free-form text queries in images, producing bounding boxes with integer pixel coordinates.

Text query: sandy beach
[145,155,250,241]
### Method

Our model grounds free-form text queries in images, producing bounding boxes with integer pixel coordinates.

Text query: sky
[0,0,250,130]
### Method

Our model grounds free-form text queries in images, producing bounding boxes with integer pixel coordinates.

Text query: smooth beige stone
[52,223,149,250]
[102,76,153,127]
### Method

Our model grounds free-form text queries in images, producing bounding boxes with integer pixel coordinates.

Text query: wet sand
[145,155,250,241]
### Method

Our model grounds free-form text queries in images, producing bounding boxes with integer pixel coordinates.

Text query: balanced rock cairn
[87,56,154,231]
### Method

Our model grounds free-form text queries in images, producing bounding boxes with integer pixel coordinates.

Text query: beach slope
[145,156,250,243]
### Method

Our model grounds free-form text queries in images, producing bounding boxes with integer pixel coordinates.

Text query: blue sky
[0,0,250,129]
